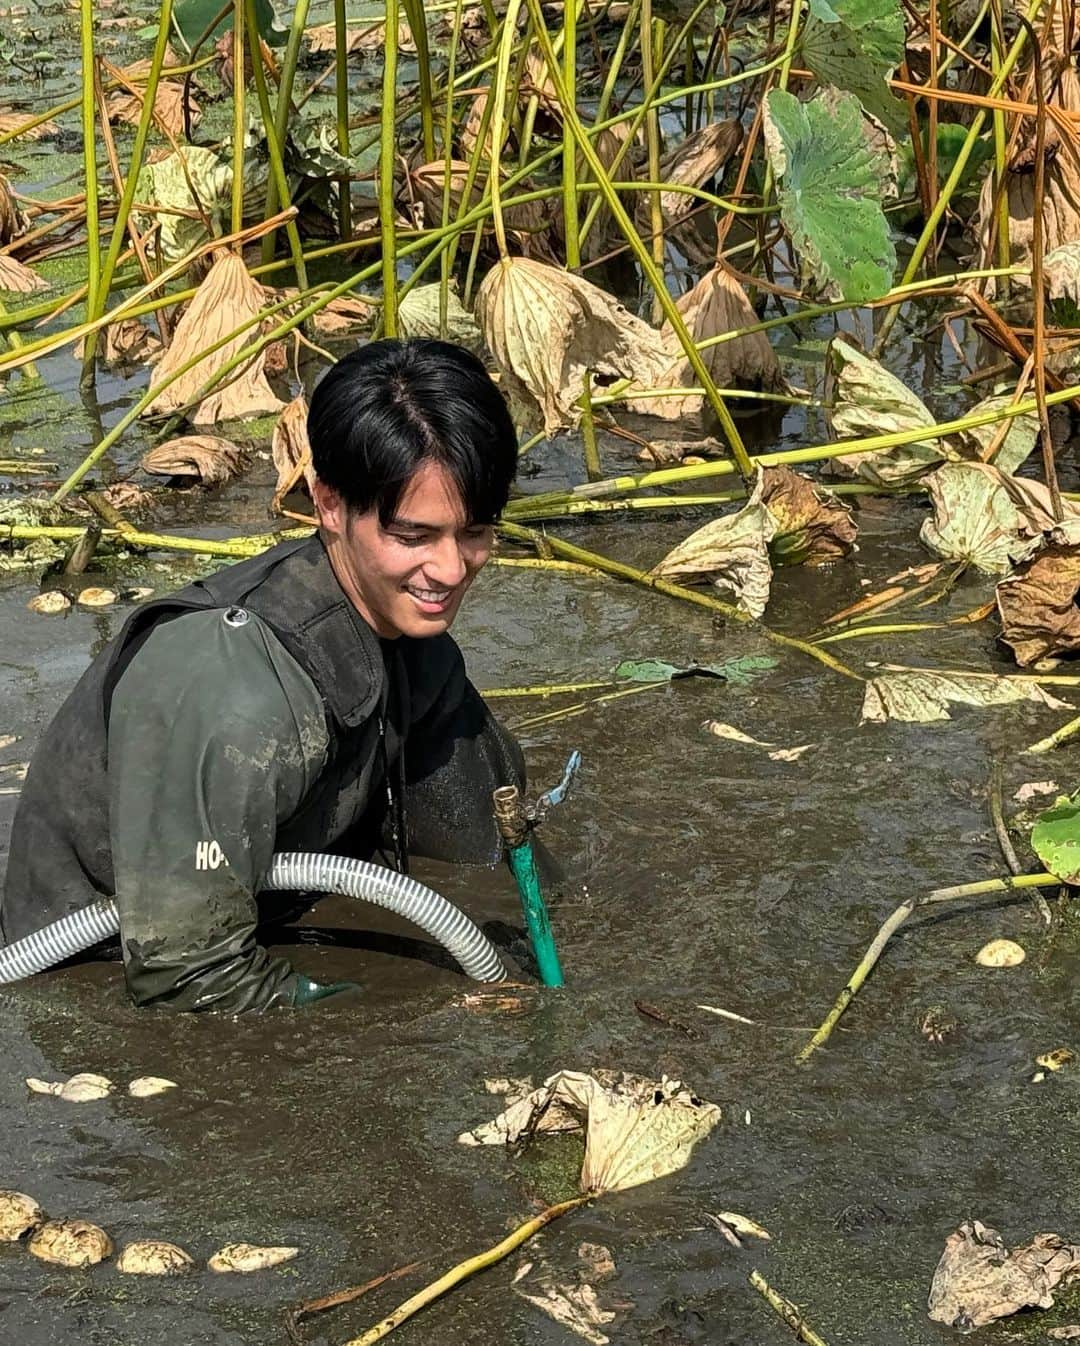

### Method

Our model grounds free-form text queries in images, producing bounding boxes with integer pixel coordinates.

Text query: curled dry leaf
[408,160,550,243]
[826,337,944,484]
[271,394,313,509]
[0,254,48,294]
[0,1191,44,1242]
[0,111,58,139]
[577,125,635,263]
[117,1240,195,1275]
[975,938,1026,967]
[27,592,71,615]
[128,1076,178,1098]
[105,56,198,139]
[308,294,374,338]
[398,283,485,355]
[711,1211,771,1241]
[1015,781,1059,802]
[1036,1047,1074,1072]
[459,1069,720,1195]
[144,252,284,424]
[649,480,775,619]
[208,1242,299,1272]
[0,172,30,247]
[29,1219,114,1267]
[759,465,857,566]
[307,17,417,55]
[919,462,1036,575]
[928,1220,1080,1330]
[639,120,742,264]
[515,1274,616,1346]
[631,266,784,423]
[578,1242,616,1281]
[861,665,1074,724]
[997,539,1080,667]
[475,256,669,436]
[1049,1328,1080,1340]
[76,588,117,609]
[142,434,247,486]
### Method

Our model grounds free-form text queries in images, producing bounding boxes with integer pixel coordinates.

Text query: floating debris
[128,1076,178,1098]
[702,719,814,762]
[26,1072,114,1102]
[0,1191,43,1241]
[117,1240,195,1275]
[208,1242,299,1272]
[29,1219,113,1268]
[27,592,71,616]
[975,939,1026,968]
[76,588,117,609]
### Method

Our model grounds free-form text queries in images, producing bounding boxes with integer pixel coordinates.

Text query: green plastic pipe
[493,785,564,987]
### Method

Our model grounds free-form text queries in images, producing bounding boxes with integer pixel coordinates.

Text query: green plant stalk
[562,0,581,267]
[488,0,526,258]
[78,0,100,387]
[498,520,861,680]
[1026,714,1080,754]
[83,0,174,377]
[593,0,641,123]
[749,1270,830,1346]
[380,0,401,335]
[873,0,1043,355]
[230,0,246,235]
[990,0,1011,289]
[334,0,353,239]
[439,0,467,333]
[523,0,753,481]
[797,870,1059,1061]
[261,0,312,262]
[246,0,308,291]
[580,369,601,480]
[641,0,664,319]
[402,0,436,161]
[0,523,309,557]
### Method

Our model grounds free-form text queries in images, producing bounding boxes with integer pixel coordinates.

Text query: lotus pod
[141,434,247,486]
[29,1219,114,1267]
[117,1239,195,1275]
[208,1242,299,1272]
[0,1191,44,1242]
[475,256,669,436]
[144,252,285,425]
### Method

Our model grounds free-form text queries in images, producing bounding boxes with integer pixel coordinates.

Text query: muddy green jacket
[0,536,523,1013]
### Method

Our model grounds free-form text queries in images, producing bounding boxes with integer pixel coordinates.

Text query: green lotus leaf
[802,0,906,135]
[1032,792,1080,885]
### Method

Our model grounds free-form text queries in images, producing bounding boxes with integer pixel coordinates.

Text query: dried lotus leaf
[928,1221,1080,1329]
[271,394,313,510]
[0,172,29,248]
[0,111,59,139]
[0,254,48,294]
[141,434,247,486]
[975,939,1026,967]
[997,543,1080,667]
[398,284,484,354]
[208,1241,299,1272]
[117,1239,194,1274]
[758,465,857,567]
[475,256,670,436]
[127,1076,178,1098]
[0,1191,44,1241]
[307,17,417,54]
[144,252,284,425]
[653,119,743,228]
[861,666,1073,724]
[29,1219,114,1267]
[105,56,197,140]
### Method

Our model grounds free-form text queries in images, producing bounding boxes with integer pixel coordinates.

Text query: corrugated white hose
[0,852,508,985]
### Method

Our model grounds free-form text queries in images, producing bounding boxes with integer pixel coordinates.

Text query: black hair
[306,338,518,526]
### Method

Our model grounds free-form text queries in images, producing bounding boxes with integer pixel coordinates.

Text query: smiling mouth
[406,583,454,609]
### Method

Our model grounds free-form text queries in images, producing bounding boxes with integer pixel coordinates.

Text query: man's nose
[428,536,467,586]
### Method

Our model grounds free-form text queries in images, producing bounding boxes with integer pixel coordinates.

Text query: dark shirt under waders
[0,535,523,1013]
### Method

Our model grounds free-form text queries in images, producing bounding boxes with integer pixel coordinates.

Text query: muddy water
[3,414,1080,1346]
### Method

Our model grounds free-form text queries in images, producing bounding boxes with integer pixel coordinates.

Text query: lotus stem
[512,678,668,729]
[403,0,436,161]
[489,0,525,259]
[334,0,353,239]
[379,0,401,335]
[580,369,601,481]
[562,0,581,267]
[439,0,466,332]
[78,0,100,390]
[989,0,1011,290]
[523,0,753,482]
[641,0,664,320]
[343,1195,593,1345]
[749,1270,830,1346]
[261,0,312,262]
[1025,714,1080,754]
[498,520,861,680]
[873,0,1043,354]
[231,0,245,235]
[246,0,308,291]
[483,679,615,697]
[797,871,1059,1061]
[593,0,640,123]
[0,523,308,558]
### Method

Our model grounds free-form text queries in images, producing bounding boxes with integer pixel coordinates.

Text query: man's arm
[107,608,331,1012]
[402,640,525,865]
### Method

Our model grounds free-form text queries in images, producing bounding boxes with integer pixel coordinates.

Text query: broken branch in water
[342,1194,592,1345]
[283,1260,423,1344]
[797,871,1061,1061]
[749,1269,830,1346]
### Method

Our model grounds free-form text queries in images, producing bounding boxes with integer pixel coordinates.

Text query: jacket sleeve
[402,639,525,866]
[106,608,329,1013]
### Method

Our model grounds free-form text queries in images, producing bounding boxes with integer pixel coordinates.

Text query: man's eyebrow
[386,516,435,530]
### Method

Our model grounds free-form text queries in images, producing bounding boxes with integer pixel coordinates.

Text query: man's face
[313,460,495,640]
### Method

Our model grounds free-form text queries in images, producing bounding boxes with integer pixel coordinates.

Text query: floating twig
[749,1269,830,1346]
[284,1260,423,1344]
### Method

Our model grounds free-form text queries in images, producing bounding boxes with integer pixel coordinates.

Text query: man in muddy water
[0,339,525,1012]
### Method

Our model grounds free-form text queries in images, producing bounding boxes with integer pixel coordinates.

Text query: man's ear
[311,477,345,532]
